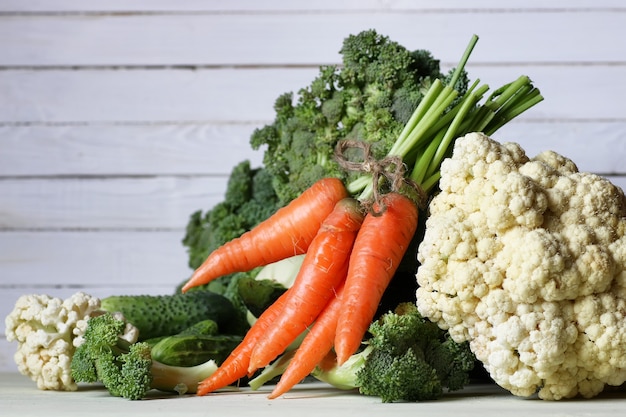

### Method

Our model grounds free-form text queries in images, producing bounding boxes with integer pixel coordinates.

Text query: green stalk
[388,82,456,158]
[485,89,544,134]
[425,82,490,180]
[389,34,479,160]
[421,171,442,194]
[389,79,445,155]
[411,129,446,186]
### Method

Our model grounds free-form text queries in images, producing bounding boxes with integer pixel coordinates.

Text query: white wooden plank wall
[1,0,625,371]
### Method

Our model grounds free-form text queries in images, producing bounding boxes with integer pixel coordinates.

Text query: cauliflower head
[416,132,626,400]
[4,292,102,391]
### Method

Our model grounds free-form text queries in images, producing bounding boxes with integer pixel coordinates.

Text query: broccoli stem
[310,348,370,391]
[151,359,218,395]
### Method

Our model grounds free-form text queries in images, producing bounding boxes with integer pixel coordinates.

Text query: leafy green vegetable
[237,255,304,320]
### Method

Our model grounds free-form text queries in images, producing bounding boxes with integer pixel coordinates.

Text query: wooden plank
[0,68,316,123]
[1,338,17,370]
[0,0,622,13]
[1,66,623,123]
[0,123,264,176]
[2,121,626,177]
[2,143,625,231]
[0,11,623,66]
[0,176,227,229]
[0,230,193,286]
[4,172,626,288]
[493,121,626,175]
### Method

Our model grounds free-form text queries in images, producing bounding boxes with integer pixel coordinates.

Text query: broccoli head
[358,347,442,402]
[71,312,226,399]
[71,312,153,400]
[312,302,475,402]
[250,29,447,205]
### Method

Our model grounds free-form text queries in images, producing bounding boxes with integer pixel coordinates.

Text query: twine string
[334,140,427,215]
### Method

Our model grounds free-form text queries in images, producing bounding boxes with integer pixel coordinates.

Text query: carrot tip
[334,345,354,367]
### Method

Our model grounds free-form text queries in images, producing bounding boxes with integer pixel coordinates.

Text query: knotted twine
[334,140,427,216]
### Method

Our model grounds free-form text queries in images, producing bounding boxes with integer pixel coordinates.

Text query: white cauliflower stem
[4,292,102,391]
[416,132,626,400]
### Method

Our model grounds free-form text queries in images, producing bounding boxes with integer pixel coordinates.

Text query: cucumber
[100,291,237,341]
[151,334,243,367]
[177,319,219,336]
[142,319,220,348]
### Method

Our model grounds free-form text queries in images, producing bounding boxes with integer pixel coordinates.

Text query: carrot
[247,198,365,373]
[196,290,290,395]
[268,281,345,399]
[333,192,419,365]
[182,177,348,292]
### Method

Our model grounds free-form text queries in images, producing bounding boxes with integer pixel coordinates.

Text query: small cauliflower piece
[4,292,102,391]
[416,132,626,400]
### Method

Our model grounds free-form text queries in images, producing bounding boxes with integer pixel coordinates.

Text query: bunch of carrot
[182,173,419,398]
[181,34,544,398]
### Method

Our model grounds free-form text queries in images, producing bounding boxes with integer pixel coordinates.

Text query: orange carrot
[268,282,345,399]
[247,198,365,373]
[196,290,290,395]
[182,177,348,292]
[334,192,418,365]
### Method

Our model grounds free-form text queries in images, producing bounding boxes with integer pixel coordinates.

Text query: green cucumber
[151,334,243,367]
[100,291,237,341]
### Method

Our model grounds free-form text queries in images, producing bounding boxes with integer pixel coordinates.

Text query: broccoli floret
[250,29,446,206]
[71,312,154,400]
[311,303,475,402]
[339,29,416,88]
[357,347,442,402]
[71,312,223,399]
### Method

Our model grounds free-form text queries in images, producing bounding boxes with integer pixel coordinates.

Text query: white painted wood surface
[1,373,625,417]
[1,0,625,373]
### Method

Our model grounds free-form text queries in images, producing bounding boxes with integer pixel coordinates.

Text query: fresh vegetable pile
[180,31,545,401]
[10,28,624,403]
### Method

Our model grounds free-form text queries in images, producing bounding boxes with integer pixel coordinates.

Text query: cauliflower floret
[4,292,101,391]
[416,132,626,400]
